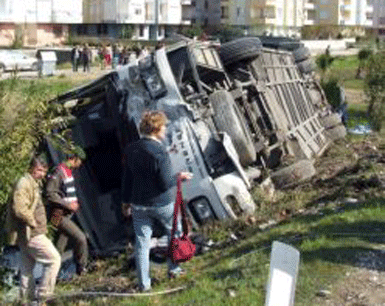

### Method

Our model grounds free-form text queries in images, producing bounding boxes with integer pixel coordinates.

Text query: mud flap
[218,132,251,189]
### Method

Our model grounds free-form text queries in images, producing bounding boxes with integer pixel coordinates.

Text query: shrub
[321,78,343,109]
[356,48,372,78]
[0,79,75,207]
[316,53,334,79]
[364,51,385,130]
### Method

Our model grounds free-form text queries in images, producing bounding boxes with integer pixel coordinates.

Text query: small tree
[364,51,385,130]
[11,25,24,49]
[356,48,372,79]
[316,53,334,80]
[181,24,204,39]
[321,77,343,109]
[120,25,134,39]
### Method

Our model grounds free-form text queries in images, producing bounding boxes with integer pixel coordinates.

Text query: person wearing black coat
[121,111,192,292]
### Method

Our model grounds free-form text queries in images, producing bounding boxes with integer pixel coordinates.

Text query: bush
[0,79,75,208]
[316,53,334,78]
[321,78,343,109]
[364,51,385,130]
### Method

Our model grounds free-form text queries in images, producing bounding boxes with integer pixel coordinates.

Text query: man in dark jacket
[45,147,88,276]
[121,111,192,292]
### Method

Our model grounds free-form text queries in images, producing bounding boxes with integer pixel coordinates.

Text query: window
[320,0,329,4]
[145,3,152,20]
[366,12,373,20]
[237,7,241,17]
[221,6,229,19]
[319,10,329,19]
[380,17,385,25]
[135,9,141,15]
[204,0,208,9]
[139,25,144,37]
[97,24,108,35]
[53,25,63,37]
[265,6,275,18]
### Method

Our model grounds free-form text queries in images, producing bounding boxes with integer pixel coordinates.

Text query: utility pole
[154,0,159,41]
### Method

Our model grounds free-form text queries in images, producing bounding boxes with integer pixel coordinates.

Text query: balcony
[181,0,192,5]
[339,5,352,13]
[304,2,316,10]
[304,19,315,25]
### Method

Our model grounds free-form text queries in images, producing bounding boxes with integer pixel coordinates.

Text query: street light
[154,0,159,40]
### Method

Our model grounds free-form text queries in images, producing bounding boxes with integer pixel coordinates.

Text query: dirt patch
[345,89,366,105]
[314,250,385,306]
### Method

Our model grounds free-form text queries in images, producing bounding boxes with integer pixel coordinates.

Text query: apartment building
[188,0,221,26]
[302,0,373,27]
[0,0,82,46]
[338,0,373,26]
[221,0,304,36]
[81,0,187,41]
[373,0,385,36]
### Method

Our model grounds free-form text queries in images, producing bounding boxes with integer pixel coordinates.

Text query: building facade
[221,0,304,36]
[373,0,385,36]
[338,0,373,26]
[0,0,82,46]
[82,0,187,41]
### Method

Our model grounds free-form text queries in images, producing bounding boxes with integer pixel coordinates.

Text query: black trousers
[56,216,88,271]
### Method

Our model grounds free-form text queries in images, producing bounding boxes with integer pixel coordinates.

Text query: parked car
[0,50,38,74]
[40,37,345,256]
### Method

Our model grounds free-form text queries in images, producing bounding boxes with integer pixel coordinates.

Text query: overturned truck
[43,37,345,256]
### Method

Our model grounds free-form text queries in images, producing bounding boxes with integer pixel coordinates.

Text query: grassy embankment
[2,57,385,305]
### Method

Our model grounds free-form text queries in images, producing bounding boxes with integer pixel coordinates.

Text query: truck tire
[293,46,311,63]
[270,159,316,188]
[324,125,347,141]
[219,37,262,66]
[209,90,257,166]
[320,113,342,129]
[297,58,315,74]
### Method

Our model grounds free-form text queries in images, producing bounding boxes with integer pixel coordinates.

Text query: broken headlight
[188,197,215,224]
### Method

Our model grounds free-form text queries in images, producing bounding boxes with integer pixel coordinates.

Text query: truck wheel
[293,46,311,63]
[324,125,347,141]
[209,90,257,166]
[297,58,315,74]
[270,159,316,188]
[320,113,342,129]
[219,37,262,66]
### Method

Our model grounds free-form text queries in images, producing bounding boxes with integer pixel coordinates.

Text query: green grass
[346,102,369,129]
[316,54,365,90]
[44,195,385,306]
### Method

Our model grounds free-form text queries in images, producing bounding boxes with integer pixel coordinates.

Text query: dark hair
[29,155,48,170]
[66,146,87,160]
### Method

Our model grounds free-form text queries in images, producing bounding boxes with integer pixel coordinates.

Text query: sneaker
[168,268,186,279]
[76,266,88,276]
